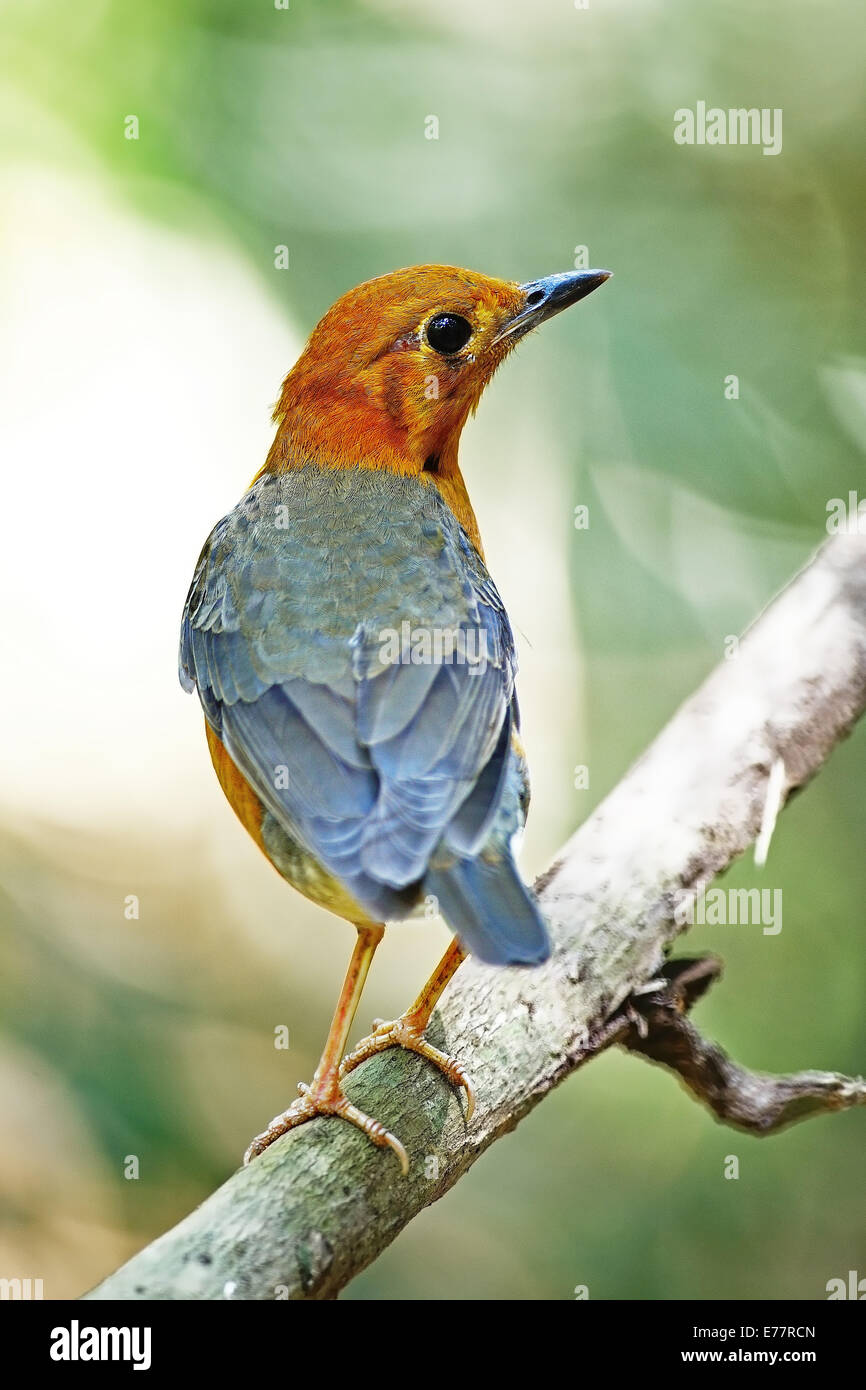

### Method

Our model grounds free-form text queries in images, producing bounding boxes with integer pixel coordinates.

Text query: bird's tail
[424,854,550,966]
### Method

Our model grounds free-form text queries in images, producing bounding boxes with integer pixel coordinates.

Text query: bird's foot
[339,1012,475,1122]
[243,1076,409,1174]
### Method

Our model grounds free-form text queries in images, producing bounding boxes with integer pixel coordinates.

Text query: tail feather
[424,855,550,966]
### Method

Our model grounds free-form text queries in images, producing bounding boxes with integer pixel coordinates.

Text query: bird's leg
[244,923,409,1174]
[339,936,474,1120]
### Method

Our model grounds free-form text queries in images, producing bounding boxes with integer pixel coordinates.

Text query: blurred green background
[1,0,863,1300]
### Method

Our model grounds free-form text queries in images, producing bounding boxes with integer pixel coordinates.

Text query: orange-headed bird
[180,264,610,1171]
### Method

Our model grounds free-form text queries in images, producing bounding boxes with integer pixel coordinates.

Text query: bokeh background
[1,0,864,1300]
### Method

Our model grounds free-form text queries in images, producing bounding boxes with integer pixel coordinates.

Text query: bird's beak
[494,269,612,344]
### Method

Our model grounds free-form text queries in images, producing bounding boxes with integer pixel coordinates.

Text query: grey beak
[495,269,612,342]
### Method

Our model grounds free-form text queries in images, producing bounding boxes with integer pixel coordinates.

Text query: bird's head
[263,263,610,546]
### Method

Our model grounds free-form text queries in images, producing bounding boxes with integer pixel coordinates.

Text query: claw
[243,1081,409,1172]
[339,1014,475,1123]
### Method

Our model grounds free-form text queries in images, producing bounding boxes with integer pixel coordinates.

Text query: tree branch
[85,532,866,1301]
[622,955,866,1131]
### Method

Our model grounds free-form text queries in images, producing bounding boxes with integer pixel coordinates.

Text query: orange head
[262,263,610,549]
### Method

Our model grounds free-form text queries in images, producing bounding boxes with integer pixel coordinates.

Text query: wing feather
[179,466,521,917]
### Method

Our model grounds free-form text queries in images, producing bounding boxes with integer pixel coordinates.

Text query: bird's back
[180,464,549,963]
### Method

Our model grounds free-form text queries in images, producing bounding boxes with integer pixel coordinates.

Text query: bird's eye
[425,313,473,355]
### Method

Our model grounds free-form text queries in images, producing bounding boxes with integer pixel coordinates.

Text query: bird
[179,263,611,1173]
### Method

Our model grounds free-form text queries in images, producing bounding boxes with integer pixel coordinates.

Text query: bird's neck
[422,447,484,558]
[258,382,484,556]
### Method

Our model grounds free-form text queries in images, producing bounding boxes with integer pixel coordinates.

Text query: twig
[622,956,866,1131]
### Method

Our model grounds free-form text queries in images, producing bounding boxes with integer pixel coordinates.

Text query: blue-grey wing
[179,466,522,921]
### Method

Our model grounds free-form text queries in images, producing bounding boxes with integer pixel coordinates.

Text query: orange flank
[205,722,266,853]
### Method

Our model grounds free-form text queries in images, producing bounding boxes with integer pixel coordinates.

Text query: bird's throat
[258,390,484,556]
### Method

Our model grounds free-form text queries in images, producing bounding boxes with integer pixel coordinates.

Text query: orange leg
[243,924,409,1174]
[339,936,474,1120]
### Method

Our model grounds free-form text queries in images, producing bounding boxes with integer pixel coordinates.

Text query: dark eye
[426,313,473,355]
